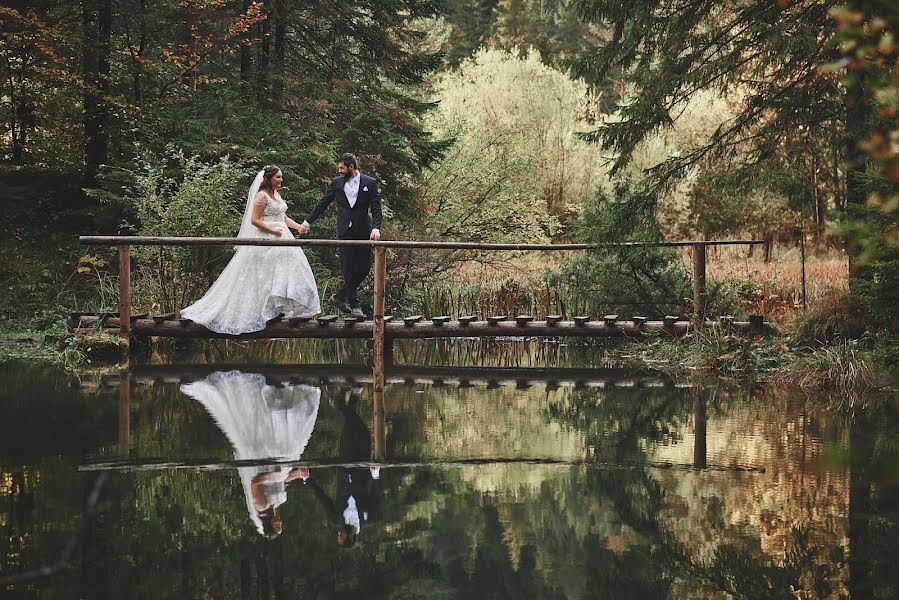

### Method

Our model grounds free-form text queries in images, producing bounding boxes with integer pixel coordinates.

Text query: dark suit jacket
[305,174,382,240]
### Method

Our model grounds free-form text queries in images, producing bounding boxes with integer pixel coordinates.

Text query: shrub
[789,291,868,348]
[117,150,247,312]
[548,181,691,318]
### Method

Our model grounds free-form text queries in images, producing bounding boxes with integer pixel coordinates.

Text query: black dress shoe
[328,294,352,314]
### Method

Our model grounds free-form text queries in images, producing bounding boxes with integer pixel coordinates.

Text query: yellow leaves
[77,254,108,270]
[878,32,896,56]
[866,192,899,213]
[828,6,864,27]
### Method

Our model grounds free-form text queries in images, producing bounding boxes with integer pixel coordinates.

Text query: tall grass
[780,340,879,398]
[394,245,849,321]
[772,290,891,407]
[705,245,848,315]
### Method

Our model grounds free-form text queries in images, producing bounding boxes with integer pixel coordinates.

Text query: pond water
[1,340,897,599]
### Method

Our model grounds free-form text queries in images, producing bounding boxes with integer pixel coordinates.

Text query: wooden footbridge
[78,236,770,363]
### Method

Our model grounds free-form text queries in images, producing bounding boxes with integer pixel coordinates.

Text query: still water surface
[1,341,896,599]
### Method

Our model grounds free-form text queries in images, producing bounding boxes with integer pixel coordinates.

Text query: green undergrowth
[0,329,125,370]
[611,293,898,408]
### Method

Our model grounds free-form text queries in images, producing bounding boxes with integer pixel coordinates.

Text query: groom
[298,153,382,318]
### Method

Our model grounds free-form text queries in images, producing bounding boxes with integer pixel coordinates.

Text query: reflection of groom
[296,387,382,548]
[298,153,382,318]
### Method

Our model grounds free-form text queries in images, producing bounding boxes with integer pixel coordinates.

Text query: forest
[0,0,897,388]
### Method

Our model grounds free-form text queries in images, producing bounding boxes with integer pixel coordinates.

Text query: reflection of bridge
[82,363,693,390]
[78,236,771,366]
[79,456,765,474]
[90,362,728,477]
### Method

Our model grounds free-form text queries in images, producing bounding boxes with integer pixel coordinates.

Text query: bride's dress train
[181,370,321,535]
[180,191,320,335]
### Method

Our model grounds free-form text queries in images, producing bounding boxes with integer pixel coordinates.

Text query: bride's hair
[259,164,280,192]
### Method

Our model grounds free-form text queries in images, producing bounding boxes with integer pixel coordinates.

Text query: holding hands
[295,222,379,240]
[288,467,310,483]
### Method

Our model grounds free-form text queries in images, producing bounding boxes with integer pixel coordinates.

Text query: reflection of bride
[180,370,320,537]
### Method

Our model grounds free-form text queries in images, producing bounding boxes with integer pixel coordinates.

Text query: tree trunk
[833,148,844,212]
[240,0,252,84]
[183,8,197,91]
[256,7,271,105]
[129,0,146,104]
[845,73,869,279]
[83,0,111,187]
[813,153,825,235]
[11,74,31,164]
[272,2,286,105]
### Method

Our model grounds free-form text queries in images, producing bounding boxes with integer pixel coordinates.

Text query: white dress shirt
[303,172,379,236]
[344,172,361,208]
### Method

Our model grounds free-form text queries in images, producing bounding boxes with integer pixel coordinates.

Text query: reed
[704,246,848,315]
[402,246,848,321]
[774,340,883,409]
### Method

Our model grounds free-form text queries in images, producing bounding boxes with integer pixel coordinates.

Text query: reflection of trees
[549,386,689,461]
[545,385,852,599]
[0,364,119,592]
[848,411,899,599]
[76,466,454,598]
[6,362,896,599]
[388,382,585,461]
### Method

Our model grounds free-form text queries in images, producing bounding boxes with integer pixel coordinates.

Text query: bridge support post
[372,246,387,462]
[118,369,131,457]
[692,243,706,326]
[693,392,707,469]
[118,245,131,366]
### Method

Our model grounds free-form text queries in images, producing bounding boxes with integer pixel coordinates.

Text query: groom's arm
[302,179,338,229]
[369,178,382,238]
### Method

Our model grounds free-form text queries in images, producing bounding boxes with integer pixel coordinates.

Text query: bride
[181,165,320,334]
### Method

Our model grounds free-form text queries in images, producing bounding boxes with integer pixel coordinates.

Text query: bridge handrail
[79,235,766,250]
[82,234,768,367]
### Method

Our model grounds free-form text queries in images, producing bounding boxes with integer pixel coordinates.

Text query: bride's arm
[285,215,301,230]
[251,193,283,236]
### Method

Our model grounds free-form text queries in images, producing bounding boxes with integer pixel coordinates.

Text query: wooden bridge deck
[70,313,767,339]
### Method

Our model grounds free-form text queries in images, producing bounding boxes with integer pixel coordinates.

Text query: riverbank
[3,319,895,416]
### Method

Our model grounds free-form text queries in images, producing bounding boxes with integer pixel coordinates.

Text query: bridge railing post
[692,243,707,326]
[373,246,386,354]
[118,244,131,365]
[372,245,387,462]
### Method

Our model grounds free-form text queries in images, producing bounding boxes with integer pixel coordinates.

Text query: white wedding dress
[180,191,320,335]
[180,370,321,535]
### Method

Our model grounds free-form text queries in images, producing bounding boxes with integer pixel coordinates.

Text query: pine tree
[494,0,538,51]
[569,1,845,193]
[568,0,899,338]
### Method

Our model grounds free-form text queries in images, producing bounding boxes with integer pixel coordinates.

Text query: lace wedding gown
[180,191,320,334]
[180,371,321,535]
